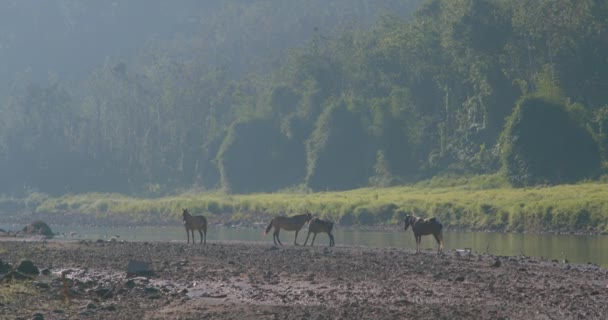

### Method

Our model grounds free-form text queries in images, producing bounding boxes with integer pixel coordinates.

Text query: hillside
[0,0,607,197]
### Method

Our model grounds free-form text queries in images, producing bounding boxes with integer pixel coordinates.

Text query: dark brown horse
[182,208,207,244]
[403,215,444,254]
[264,212,312,246]
[303,218,335,247]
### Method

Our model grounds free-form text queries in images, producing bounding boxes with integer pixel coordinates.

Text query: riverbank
[1,238,607,319]
[3,180,608,234]
[1,209,606,238]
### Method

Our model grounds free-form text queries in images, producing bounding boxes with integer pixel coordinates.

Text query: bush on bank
[3,177,608,233]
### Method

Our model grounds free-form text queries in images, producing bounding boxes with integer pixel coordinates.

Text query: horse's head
[182,208,190,221]
[404,215,415,230]
[305,211,313,222]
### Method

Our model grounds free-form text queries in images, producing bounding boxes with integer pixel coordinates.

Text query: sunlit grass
[25,175,608,233]
[0,282,36,305]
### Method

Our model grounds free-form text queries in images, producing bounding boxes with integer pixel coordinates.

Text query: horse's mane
[405,215,420,223]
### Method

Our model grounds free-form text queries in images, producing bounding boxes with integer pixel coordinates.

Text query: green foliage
[501,96,601,186]
[218,118,306,193]
[1,0,607,196]
[25,181,608,233]
[305,98,376,190]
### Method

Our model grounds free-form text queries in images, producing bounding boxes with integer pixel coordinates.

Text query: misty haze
[1,1,608,319]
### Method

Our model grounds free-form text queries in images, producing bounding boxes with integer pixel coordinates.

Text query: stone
[490,258,501,268]
[94,287,113,298]
[16,260,40,275]
[22,221,54,238]
[1,270,33,282]
[126,260,154,278]
[31,313,44,320]
[101,304,117,311]
[0,258,10,273]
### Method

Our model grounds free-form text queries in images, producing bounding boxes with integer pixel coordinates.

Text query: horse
[403,215,444,254]
[264,212,312,246]
[303,218,335,247]
[182,208,207,244]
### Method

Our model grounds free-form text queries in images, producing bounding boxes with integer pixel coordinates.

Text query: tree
[306,98,376,190]
[217,118,306,194]
[501,96,600,186]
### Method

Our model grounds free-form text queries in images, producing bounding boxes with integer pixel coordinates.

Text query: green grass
[7,175,608,233]
[0,282,36,305]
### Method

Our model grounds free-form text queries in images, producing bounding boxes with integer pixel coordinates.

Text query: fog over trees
[0,0,606,196]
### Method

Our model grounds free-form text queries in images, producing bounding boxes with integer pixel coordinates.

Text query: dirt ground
[0,236,607,320]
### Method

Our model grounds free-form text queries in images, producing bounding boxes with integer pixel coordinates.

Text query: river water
[2,224,607,267]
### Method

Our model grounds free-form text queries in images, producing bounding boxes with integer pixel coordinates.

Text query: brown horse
[403,215,444,254]
[182,208,207,244]
[264,212,312,246]
[303,218,335,247]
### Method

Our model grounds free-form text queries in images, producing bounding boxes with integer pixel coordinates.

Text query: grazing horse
[403,215,444,254]
[264,212,312,246]
[303,218,335,247]
[182,208,207,244]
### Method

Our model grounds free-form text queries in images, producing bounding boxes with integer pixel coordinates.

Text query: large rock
[16,259,40,275]
[0,270,33,282]
[22,220,54,238]
[0,258,10,273]
[126,260,154,278]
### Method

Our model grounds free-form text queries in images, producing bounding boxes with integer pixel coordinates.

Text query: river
[3,224,604,267]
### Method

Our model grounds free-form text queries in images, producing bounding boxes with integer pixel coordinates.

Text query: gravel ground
[1,237,607,320]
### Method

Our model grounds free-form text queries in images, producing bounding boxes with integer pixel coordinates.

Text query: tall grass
[6,175,608,233]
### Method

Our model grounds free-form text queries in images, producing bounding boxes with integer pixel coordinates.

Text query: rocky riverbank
[1,237,607,319]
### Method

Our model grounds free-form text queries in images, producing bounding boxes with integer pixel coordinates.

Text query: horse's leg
[303,231,311,246]
[294,229,300,246]
[203,230,207,245]
[186,228,190,244]
[433,232,442,254]
[311,233,317,246]
[274,229,282,246]
[191,230,195,244]
[328,232,335,247]
[415,234,421,254]
[198,229,204,244]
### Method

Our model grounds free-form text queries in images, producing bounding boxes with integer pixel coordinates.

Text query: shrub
[355,207,375,225]
[501,96,600,186]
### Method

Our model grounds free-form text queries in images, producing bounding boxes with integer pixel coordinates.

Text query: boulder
[22,220,54,238]
[126,260,154,278]
[0,270,33,282]
[0,258,10,273]
[16,260,40,275]
[31,312,45,320]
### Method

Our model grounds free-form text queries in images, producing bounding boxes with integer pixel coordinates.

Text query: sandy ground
[1,236,607,320]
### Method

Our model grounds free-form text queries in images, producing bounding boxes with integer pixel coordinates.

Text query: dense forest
[1,0,607,197]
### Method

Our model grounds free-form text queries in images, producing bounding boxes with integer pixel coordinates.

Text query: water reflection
[2,223,607,267]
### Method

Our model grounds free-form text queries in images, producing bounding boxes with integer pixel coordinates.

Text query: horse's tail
[327,221,334,233]
[429,218,443,229]
[264,219,274,235]
[437,223,445,247]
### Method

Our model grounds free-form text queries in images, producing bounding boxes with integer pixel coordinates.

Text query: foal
[303,218,335,247]
[264,212,312,246]
[403,215,444,254]
[182,208,207,244]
